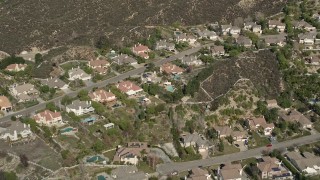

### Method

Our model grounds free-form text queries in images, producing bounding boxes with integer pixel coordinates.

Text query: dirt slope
[0,0,286,54]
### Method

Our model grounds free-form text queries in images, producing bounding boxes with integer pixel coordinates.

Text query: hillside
[196,50,281,103]
[0,0,286,54]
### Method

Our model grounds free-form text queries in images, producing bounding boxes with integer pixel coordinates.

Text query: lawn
[249,132,269,149]
[239,157,258,167]
[103,149,116,161]
[214,142,240,156]
[137,161,156,173]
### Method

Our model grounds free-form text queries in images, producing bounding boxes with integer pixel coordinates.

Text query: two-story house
[155,40,175,51]
[33,110,63,126]
[112,54,137,65]
[10,83,39,102]
[180,55,203,66]
[286,151,320,176]
[89,89,116,103]
[180,132,209,152]
[66,100,94,116]
[0,121,32,141]
[257,156,293,179]
[132,44,150,59]
[211,45,225,56]
[113,142,150,165]
[268,20,286,32]
[116,81,143,96]
[248,117,275,136]
[88,59,110,75]
[68,68,92,81]
[160,63,185,75]
[40,77,69,90]
[219,163,243,180]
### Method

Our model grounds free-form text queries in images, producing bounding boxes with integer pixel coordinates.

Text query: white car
[15,115,22,118]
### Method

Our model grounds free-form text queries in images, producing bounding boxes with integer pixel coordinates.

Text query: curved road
[156,133,320,175]
[0,43,214,123]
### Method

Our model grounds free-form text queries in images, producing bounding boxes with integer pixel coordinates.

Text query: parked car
[266,144,273,147]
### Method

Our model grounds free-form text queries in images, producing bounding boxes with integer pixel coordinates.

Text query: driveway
[234,141,248,152]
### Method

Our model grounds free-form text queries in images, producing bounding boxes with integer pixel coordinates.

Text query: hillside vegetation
[196,50,281,103]
[0,0,286,53]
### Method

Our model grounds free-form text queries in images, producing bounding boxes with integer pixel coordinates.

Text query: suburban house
[175,32,197,45]
[33,110,63,126]
[248,117,275,136]
[180,132,209,152]
[293,20,316,31]
[252,25,262,34]
[113,54,137,65]
[211,45,225,56]
[160,63,184,75]
[266,99,278,109]
[0,121,32,141]
[231,131,248,142]
[257,156,293,179]
[132,44,150,59]
[10,83,39,102]
[89,89,116,103]
[180,55,203,66]
[219,163,243,180]
[221,24,232,35]
[68,68,92,81]
[113,142,150,165]
[0,96,12,112]
[236,36,252,48]
[40,77,68,90]
[243,22,256,31]
[116,81,143,96]
[298,32,317,45]
[186,167,211,180]
[229,26,241,36]
[155,40,175,51]
[196,29,218,40]
[278,109,313,128]
[305,55,320,66]
[214,126,232,138]
[262,34,287,46]
[5,64,27,72]
[66,100,94,116]
[88,59,110,75]
[268,20,286,32]
[286,151,320,176]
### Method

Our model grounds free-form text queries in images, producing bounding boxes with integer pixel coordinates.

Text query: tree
[225,135,234,144]
[19,154,29,167]
[10,116,16,121]
[95,36,109,50]
[218,140,224,152]
[46,102,58,111]
[77,90,89,101]
[61,95,72,105]
[40,85,50,93]
[35,53,43,65]
[91,101,105,115]
[92,141,105,153]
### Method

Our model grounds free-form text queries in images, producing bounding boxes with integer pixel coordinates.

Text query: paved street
[0,43,214,123]
[156,134,320,175]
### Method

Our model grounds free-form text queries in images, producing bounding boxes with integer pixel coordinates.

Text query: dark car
[235,144,240,147]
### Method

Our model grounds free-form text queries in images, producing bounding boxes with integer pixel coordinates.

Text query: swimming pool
[166,85,175,92]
